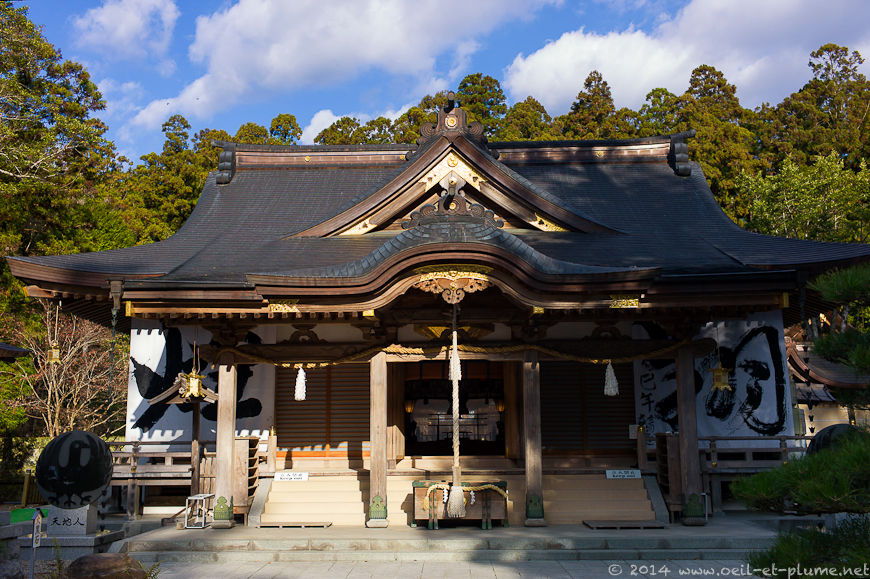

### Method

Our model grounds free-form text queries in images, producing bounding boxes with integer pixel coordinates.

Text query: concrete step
[123,528,767,563]
[122,531,771,553]
[129,548,757,563]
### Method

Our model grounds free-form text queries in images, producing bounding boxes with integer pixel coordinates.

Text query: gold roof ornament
[413,270,491,304]
[610,295,640,308]
[268,299,299,313]
[412,266,492,304]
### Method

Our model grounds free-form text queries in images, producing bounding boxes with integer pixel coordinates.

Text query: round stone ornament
[35,430,113,509]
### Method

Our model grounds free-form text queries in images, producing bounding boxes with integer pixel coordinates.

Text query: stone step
[127,547,760,564]
[123,532,770,553]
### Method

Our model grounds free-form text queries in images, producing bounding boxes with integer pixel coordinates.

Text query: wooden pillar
[213,353,237,527]
[367,352,389,527]
[266,428,277,473]
[523,350,546,526]
[126,441,139,519]
[190,401,201,495]
[387,362,405,466]
[503,362,522,460]
[190,439,201,496]
[675,344,705,524]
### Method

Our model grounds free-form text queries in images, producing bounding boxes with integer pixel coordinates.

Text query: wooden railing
[110,440,210,518]
[636,432,815,516]
[698,435,812,472]
[636,432,813,474]
[109,438,275,521]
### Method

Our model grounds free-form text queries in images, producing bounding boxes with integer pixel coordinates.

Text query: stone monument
[24,431,123,560]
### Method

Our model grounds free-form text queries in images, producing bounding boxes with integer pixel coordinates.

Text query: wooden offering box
[412,480,508,529]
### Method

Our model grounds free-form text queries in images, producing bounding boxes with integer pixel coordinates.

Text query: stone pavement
[151,559,765,578]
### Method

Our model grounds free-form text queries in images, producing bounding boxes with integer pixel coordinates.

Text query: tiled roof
[8,133,870,291]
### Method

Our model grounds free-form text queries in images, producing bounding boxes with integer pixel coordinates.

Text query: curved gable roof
[7,127,870,307]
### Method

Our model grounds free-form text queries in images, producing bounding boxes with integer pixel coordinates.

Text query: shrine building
[8,97,870,528]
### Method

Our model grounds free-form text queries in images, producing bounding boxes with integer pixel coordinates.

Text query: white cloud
[504,0,870,115]
[97,78,145,121]
[301,110,340,145]
[129,0,559,131]
[73,0,180,66]
[299,102,414,145]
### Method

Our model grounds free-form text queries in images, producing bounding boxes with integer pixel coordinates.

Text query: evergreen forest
[0,2,868,452]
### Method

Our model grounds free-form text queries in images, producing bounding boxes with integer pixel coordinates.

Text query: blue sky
[22,0,870,162]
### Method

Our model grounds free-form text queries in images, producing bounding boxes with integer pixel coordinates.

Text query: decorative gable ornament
[404,187,500,304]
[407,91,496,159]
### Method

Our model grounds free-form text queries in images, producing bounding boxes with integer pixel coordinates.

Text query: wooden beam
[367,351,388,527]
[523,350,546,526]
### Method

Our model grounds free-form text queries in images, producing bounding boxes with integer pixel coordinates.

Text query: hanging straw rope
[294,367,306,400]
[209,338,691,370]
[446,303,465,517]
[604,360,619,396]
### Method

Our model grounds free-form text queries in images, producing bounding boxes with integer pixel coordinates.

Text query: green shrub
[0,435,37,478]
[748,517,870,577]
[731,431,870,514]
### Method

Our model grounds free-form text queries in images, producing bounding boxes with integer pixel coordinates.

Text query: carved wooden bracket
[412,268,492,304]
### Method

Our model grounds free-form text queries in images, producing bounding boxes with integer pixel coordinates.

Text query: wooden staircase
[260,474,368,527]
[543,474,656,524]
[259,469,655,527]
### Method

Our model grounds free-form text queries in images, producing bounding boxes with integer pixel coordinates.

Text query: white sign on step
[275,472,309,481]
[606,469,641,479]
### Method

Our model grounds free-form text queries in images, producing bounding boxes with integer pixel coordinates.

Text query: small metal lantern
[710,367,732,391]
[187,372,203,398]
[46,343,60,365]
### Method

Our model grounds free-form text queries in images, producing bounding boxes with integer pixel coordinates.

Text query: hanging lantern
[710,325,732,392]
[175,336,206,399]
[496,399,505,413]
[404,399,415,414]
[710,367,732,392]
[187,372,204,398]
[174,370,206,399]
[46,343,60,365]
